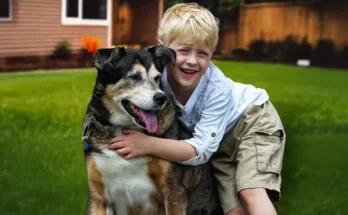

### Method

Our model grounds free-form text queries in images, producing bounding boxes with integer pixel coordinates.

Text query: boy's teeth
[182,69,195,74]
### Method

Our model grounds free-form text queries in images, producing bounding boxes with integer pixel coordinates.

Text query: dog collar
[82,124,104,154]
[82,121,93,153]
[83,138,91,152]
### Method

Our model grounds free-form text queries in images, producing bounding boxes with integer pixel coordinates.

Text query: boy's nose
[186,54,198,65]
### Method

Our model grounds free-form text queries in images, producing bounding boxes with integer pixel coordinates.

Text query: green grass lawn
[1,62,348,215]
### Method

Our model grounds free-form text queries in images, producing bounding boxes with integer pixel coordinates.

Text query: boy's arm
[108,129,198,162]
[109,89,233,164]
[178,90,234,165]
[147,136,198,162]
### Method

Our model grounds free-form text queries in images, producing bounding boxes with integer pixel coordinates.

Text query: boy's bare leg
[226,188,276,215]
[242,188,277,215]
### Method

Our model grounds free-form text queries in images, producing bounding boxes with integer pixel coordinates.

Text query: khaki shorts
[210,101,286,214]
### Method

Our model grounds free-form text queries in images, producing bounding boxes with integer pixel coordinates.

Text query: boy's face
[166,39,213,92]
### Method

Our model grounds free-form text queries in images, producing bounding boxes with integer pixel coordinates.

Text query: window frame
[61,0,110,26]
[0,0,12,22]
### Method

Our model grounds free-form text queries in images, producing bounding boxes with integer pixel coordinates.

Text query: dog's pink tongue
[140,110,157,133]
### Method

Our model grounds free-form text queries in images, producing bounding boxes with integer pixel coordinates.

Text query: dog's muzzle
[153,92,167,106]
[121,92,167,134]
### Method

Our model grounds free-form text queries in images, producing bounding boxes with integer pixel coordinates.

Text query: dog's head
[87,45,176,134]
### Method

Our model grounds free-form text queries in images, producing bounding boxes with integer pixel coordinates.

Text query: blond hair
[157,3,219,50]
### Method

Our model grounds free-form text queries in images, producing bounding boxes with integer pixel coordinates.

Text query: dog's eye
[154,75,161,84]
[128,74,142,81]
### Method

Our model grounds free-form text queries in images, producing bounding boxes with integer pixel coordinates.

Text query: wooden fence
[219,2,348,54]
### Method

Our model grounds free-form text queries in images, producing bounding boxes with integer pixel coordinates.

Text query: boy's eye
[178,49,188,53]
[199,51,208,56]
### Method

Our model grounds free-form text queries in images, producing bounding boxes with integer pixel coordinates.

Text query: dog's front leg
[86,157,109,215]
[163,187,187,215]
[86,195,107,215]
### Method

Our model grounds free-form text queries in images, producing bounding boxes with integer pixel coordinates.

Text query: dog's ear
[95,46,126,70]
[147,45,176,72]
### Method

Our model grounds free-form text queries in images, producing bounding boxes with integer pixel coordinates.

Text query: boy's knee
[225,206,247,215]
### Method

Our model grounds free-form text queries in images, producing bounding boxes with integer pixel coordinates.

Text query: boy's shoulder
[206,63,233,91]
[206,63,266,94]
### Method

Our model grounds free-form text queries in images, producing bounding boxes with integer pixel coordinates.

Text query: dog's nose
[153,92,167,106]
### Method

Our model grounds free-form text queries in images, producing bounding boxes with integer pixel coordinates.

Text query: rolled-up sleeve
[180,89,234,166]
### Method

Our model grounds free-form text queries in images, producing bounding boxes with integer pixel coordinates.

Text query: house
[0,0,164,58]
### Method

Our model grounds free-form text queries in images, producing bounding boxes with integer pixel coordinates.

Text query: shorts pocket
[253,129,284,174]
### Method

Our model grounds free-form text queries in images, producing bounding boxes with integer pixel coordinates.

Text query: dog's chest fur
[92,148,156,215]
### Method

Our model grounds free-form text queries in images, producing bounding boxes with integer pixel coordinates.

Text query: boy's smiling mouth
[180,68,199,78]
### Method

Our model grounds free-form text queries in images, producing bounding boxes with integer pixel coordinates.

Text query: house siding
[0,0,108,58]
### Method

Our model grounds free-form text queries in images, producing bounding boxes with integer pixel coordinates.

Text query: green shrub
[298,37,313,60]
[232,36,345,69]
[313,39,338,67]
[248,36,301,64]
[280,35,300,64]
[265,40,283,62]
[248,39,267,61]
[339,46,348,68]
[231,48,253,61]
[51,41,72,59]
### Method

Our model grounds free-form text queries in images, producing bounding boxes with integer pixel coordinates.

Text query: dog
[82,45,223,215]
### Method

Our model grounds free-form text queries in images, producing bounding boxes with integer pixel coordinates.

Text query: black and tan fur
[82,45,222,215]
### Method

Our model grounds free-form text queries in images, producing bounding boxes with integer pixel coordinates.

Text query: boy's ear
[95,46,126,70]
[147,45,176,72]
[157,39,163,45]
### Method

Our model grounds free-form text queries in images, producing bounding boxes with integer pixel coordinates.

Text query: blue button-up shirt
[161,63,269,165]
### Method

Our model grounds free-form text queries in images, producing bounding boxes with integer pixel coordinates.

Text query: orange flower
[81,36,101,53]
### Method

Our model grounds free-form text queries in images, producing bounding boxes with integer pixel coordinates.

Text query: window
[62,0,109,25]
[66,0,78,18]
[83,0,107,20]
[0,0,12,21]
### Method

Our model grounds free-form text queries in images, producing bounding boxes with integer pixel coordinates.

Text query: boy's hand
[108,129,152,160]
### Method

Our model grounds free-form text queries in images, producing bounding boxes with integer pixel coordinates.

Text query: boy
[109,3,285,215]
